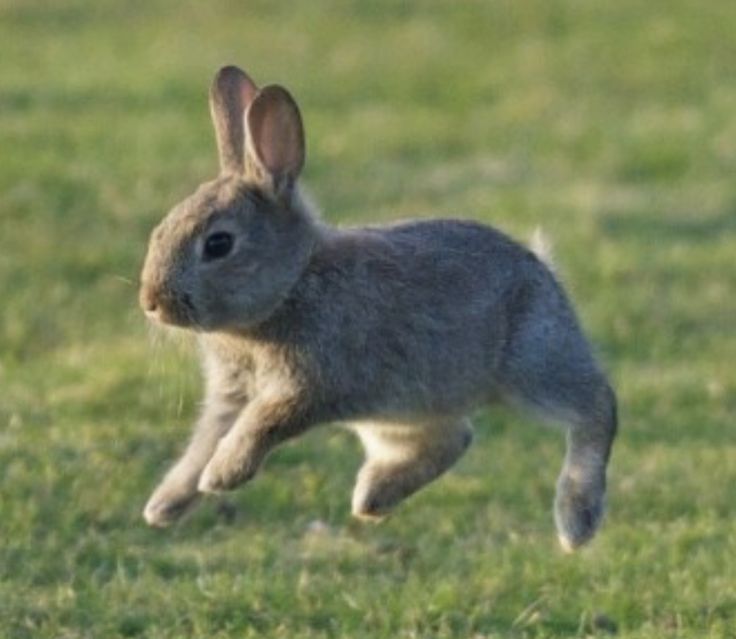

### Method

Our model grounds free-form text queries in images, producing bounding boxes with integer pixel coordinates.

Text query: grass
[1,0,735,636]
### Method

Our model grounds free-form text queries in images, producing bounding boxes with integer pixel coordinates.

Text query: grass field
[2,1,736,637]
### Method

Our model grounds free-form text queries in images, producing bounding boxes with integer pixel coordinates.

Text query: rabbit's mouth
[140,286,198,329]
[144,304,192,328]
[145,306,190,328]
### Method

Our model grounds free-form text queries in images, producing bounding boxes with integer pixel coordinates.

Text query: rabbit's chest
[203,332,310,401]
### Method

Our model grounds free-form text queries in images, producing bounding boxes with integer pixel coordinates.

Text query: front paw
[143,485,199,527]
[198,446,259,494]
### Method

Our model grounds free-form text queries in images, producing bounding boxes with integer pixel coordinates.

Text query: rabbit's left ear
[244,85,305,200]
[209,66,259,175]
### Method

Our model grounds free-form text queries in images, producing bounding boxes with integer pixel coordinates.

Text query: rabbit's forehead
[159,200,207,238]
[160,180,244,235]
[194,175,245,206]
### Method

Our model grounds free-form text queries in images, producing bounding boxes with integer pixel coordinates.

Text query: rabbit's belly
[318,351,504,422]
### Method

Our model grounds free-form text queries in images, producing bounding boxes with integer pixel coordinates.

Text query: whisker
[112,274,136,286]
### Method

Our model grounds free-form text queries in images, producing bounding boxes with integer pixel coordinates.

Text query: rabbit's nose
[139,284,160,316]
[144,300,159,315]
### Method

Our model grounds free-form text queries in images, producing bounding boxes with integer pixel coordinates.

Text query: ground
[1,1,735,637]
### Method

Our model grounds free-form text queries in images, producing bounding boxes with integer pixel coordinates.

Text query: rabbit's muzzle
[139,280,193,327]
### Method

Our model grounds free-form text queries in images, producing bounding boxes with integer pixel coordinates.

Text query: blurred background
[1,1,735,637]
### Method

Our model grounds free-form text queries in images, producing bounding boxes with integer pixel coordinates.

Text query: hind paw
[554,474,605,552]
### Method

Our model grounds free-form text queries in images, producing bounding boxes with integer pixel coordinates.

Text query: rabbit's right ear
[244,85,305,201]
[209,65,258,175]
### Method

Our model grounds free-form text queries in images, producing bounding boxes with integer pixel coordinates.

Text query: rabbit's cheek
[157,305,193,328]
[240,261,260,276]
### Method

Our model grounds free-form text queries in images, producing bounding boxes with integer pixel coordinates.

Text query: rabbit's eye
[203,232,234,261]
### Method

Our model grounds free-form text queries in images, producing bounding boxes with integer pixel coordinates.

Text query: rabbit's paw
[144,483,199,527]
[554,473,606,552]
[351,466,403,522]
[198,445,259,494]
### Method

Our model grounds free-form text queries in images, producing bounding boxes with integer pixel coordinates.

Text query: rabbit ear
[244,85,305,199]
[209,65,258,175]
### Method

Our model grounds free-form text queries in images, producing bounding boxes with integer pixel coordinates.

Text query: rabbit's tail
[529,226,556,272]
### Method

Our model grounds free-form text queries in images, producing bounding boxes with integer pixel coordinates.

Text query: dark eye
[203,232,234,261]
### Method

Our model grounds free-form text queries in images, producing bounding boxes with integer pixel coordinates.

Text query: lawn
[1,1,735,637]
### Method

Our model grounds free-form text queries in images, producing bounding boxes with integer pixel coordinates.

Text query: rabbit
[139,65,617,551]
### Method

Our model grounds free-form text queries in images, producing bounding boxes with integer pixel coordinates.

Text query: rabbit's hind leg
[499,286,618,551]
[350,417,473,521]
[506,373,617,551]
[552,382,617,552]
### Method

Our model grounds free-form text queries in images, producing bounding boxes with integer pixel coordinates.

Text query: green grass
[2,1,736,637]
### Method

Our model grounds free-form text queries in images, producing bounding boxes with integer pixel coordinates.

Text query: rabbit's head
[139,66,316,331]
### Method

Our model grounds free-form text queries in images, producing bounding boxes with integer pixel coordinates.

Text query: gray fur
[140,66,617,550]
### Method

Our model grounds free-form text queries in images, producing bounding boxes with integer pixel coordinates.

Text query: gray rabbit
[139,66,617,551]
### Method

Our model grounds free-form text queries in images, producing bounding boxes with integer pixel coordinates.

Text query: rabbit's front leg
[143,396,242,527]
[198,395,309,493]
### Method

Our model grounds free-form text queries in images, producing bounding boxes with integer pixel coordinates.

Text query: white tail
[529,226,556,272]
